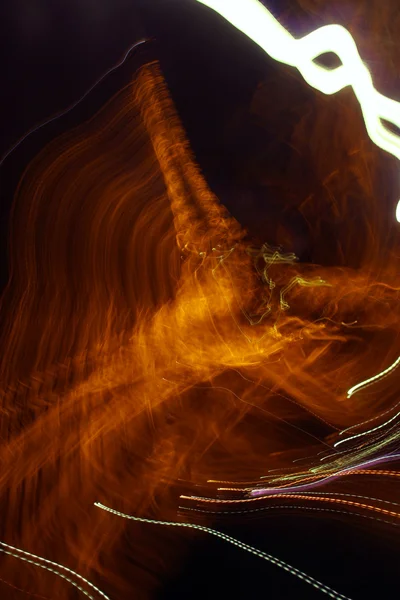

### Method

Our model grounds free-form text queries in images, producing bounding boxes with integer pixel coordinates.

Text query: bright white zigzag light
[196,0,400,221]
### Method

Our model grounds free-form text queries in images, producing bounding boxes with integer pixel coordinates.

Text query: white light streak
[334,408,400,448]
[346,355,400,398]
[94,502,349,600]
[196,0,400,218]
[0,541,109,600]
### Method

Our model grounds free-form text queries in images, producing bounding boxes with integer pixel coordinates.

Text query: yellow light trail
[196,0,400,220]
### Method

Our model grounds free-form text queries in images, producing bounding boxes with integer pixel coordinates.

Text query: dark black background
[0,1,399,598]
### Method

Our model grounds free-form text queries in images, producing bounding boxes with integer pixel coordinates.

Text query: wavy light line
[196,0,400,219]
[182,492,400,519]
[0,541,109,600]
[94,502,349,600]
[240,454,400,495]
[334,408,400,448]
[180,504,399,528]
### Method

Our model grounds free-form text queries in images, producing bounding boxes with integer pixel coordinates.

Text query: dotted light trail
[181,504,399,528]
[94,502,350,600]
[196,0,400,220]
[0,541,110,600]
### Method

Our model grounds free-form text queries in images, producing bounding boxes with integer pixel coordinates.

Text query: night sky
[1,1,399,598]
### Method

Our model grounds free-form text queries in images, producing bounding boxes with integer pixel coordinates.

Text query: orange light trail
[0,2,399,598]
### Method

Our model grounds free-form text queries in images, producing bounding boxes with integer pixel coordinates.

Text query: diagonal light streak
[94,502,350,600]
[0,541,109,600]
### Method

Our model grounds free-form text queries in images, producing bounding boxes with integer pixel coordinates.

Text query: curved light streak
[0,541,109,600]
[240,454,400,495]
[334,408,400,448]
[346,355,400,398]
[94,502,350,600]
[196,0,400,219]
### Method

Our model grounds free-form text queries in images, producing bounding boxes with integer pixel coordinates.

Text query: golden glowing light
[0,2,399,598]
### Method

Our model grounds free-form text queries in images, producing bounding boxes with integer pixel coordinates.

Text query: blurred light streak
[182,492,400,520]
[1,8,399,595]
[180,504,399,528]
[334,409,400,447]
[351,469,400,477]
[197,0,400,218]
[188,489,400,509]
[339,397,400,437]
[346,355,400,398]
[0,541,109,600]
[204,454,400,496]
[94,502,350,600]
[281,490,400,507]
